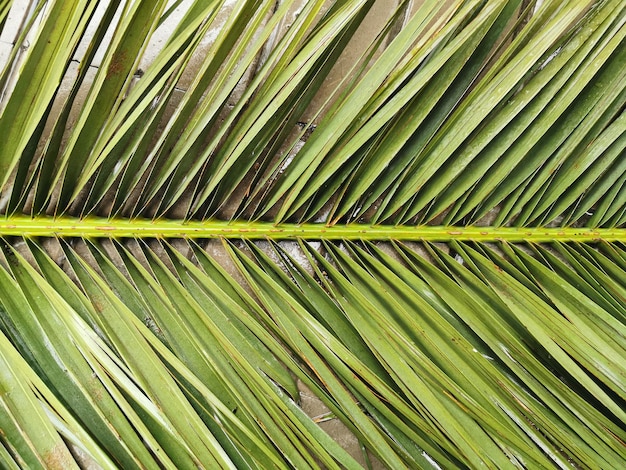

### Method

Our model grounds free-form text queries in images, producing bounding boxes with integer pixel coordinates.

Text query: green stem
[0,216,623,242]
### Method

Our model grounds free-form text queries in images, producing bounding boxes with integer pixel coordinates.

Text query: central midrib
[0,216,623,242]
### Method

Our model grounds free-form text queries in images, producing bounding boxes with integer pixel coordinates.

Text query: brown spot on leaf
[43,443,74,469]
[106,49,128,79]
[92,297,106,314]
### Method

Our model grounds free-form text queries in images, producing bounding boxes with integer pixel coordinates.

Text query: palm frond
[0,0,624,468]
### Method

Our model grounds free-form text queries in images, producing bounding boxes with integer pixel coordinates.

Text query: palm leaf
[0,0,624,467]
